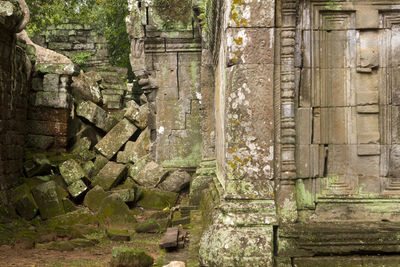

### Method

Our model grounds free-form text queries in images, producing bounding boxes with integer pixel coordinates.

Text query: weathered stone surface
[127,155,149,178]
[133,161,168,187]
[47,207,98,228]
[67,179,87,198]
[26,135,54,151]
[71,136,91,154]
[124,102,149,129]
[12,184,38,220]
[71,71,102,103]
[94,118,137,159]
[97,194,137,228]
[92,162,127,190]
[35,91,70,109]
[76,101,118,132]
[59,159,86,185]
[135,218,169,233]
[137,188,178,210]
[24,154,52,178]
[63,198,78,213]
[106,228,131,241]
[111,189,136,203]
[157,170,191,193]
[159,227,178,249]
[110,247,154,267]
[91,154,108,177]
[117,129,150,164]
[83,185,110,212]
[31,181,65,219]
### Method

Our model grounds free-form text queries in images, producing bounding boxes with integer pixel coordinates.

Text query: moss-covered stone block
[83,185,110,212]
[92,161,127,190]
[127,155,149,178]
[111,189,136,203]
[133,161,169,188]
[12,184,38,220]
[106,228,131,241]
[110,246,154,267]
[67,179,88,198]
[137,188,178,210]
[59,159,86,185]
[135,218,169,233]
[97,195,137,229]
[63,198,78,213]
[47,207,98,228]
[31,181,65,220]
[43,240,75,251]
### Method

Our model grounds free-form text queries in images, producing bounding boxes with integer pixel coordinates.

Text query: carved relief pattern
[280,0,297,182]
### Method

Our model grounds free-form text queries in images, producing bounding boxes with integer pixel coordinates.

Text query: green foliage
[70,52,93,69]
[25,0,131,69]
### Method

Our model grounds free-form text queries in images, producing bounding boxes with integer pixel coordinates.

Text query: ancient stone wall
[126,0,202,169]
[37,23,109,67]
[0,0,30,203]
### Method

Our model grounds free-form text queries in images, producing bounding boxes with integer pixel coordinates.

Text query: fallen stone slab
[76,100,118,132]
[31,180,65,219]
[157,170,191,193]
[97,194,137,229]
[136,188,178,210]
[47,207,98,228]
[106,228,131,241]
[67,179,87,198]
[110,247,154,267]
[124,101,149,129]
[91,154,108,177]
[59,159,86,185]
[94,118,137,159]
[111,189,136,203]
[71,136,91,154]
[117,129,150,164]
[24,154,52,178]
[12,184,38,220]
[83,185,110,212]
[71,70,102,103]
[133,161,169,188]
[127,155,149,178]
[135,218,169,233]
[159,227,179,249]
[92,161,127,190]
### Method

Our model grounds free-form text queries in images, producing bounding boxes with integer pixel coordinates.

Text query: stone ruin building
[3,0,400,266]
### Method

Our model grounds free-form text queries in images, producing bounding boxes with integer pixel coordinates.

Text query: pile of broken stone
[11,81,193,259]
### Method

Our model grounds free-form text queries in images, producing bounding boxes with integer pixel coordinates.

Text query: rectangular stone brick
[94,118,138,159]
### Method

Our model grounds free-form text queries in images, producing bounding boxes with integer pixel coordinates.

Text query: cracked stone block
[67,179,88,198]
[124,101,149,129]
[12,184,38,220]
[76,100,119,132]
[59,159,86,185]
[157,170,191,193]
[116,128,150,164]
[133,161,169,188]
[94,118,138,159]
[31,181,65,219]
[92,162,127,190]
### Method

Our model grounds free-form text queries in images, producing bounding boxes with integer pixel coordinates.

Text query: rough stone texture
[136,188,178,210]
[31,181,65,219]
[83,185,110,212]
[110,247,154,267]
[94,118,138,159]
[157,170,191,193]
[97,194,137,228]
[76,101,118,132]
[133,161,169,187]
[124,102,149,129]
[117,129,150,164]
[71,71,102,103]
[67,179,87,198]
[92,162,127,191]
[0,2,31,203]
[59,159,86,185]
[12,184,38,220]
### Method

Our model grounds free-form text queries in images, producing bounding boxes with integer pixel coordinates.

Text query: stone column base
[199,199,277,267]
